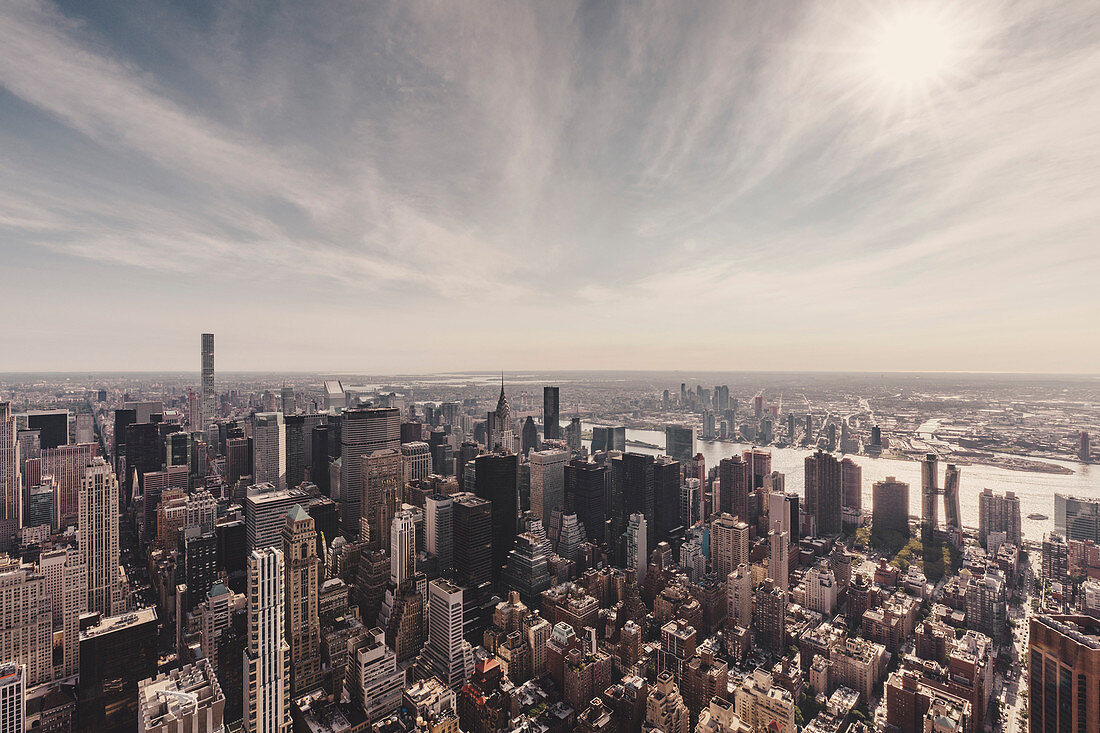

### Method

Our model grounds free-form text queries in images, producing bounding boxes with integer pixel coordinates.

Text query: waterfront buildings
[977,489,1021,548]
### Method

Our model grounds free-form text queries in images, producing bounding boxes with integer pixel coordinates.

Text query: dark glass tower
[565,460,608,545]
[804,450,842,536]
[474,453,519,585]
[543,386,560,440]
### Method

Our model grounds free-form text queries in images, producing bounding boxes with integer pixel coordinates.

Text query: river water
[584,425,1100,541]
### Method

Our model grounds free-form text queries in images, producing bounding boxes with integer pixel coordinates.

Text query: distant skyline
[2,0,1098,373]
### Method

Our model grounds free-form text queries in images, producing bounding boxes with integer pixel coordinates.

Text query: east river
[584,425,1100,542]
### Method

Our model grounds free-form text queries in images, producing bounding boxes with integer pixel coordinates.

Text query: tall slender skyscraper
[244,548,291,733]
[942,463,961,533]
[425,494,454,572]
[252,412,287,490]
[423,579,474,689]
[282,506,321,695]
[805,450,842,536]
[79,457,122,616]
[626,513,648,585]
[0,403,19,525]
[200,333,214,428]
[543,387,560,440]
[920,453,938,542]
[340,408,401,535]
[362,448,403,551]
[390,509,416,586]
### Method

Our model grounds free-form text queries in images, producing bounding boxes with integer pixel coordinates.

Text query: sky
[1,0,1098,373]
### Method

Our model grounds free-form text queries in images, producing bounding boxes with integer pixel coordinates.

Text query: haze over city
[2,0,1099,372]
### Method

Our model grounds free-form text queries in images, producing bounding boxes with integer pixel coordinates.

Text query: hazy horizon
[2,0,1098,373]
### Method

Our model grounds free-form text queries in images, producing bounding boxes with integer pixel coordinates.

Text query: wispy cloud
[0,0,1097,371]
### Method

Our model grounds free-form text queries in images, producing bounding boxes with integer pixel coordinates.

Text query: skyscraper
[282,506,321,695]
[340,408,401,535]
[840,457,862,512]
[0,403,19,525]
[872,477,910,543]
[27,411,67,451]
[942,463,961,533]
[543,387,560,440]
[626,513,647,585]
[521,417,539,456]
[79,457,122,616]
[805,450,842,536]
[564,460,607,546]
[978,489,1021,548]
[390,509,416,586]
[425,493,454,573]
[200,333,214,428]
[718,456,748,518]
[769,527,789,592]
[653,456,680,547]
[0,562,51,686]
[423,579,475,689]
[244,548,291,733]
[920,453,938,542]
[1029,615,1100,732]
[401,441,432,484]
[1055,493,1100,543]
[252,412,287,490]
[362,448,403,551]
[530,449,567,531]
[474,453,518,583]
[665,425,695,463]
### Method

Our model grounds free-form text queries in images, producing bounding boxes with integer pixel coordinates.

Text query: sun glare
[862,4,968,99]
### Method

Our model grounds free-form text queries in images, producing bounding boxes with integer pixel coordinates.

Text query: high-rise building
[27,411,68,451]
[282,506,322,695]
[38,547,85,679]
[977,489,1021,548]
[425,493,454,572]
[423,579,475,689]
[1029,615,1100,732]
[767,491,799,543]
[390,509,416,586]
[252,412,287,490]
[340,408,401,535]
[503,532,551,607]
[0,404,19,526]
[137,659,225,733]
[42,442,97,528]
[753,579,787,654]
[804,561,837,615]
[474,453,518,583]
[543,387,560,440]
[769,528,789,592]
[521,417,539,456]
[653,456,681,546]
[719,456,748,518]
[401,441,432,484]
[362,448,403,550]
[1055,493,1100,543]
[840,457,862,513]
[78,606,158,732]
[1080,431,1091,462]
[711,514,749,580]
[943,463,961,533]
[626,513,648,585]
[805,451,842,535]
[727,564,753,630]
[530,449,567,531]
[0,561,51,686]
[244,484,311,553]
[346,628,403,722]
[665,425,695,463]
[0,663,25,733]
[612,452,654,554]
[200,333,215,427]
[872,477,910,543]
[453,493,493,639]
[645,672,690,733]
[564,460,607,546]
[920,453,938,542]
[79,457,122,616]
[244,548,291,733]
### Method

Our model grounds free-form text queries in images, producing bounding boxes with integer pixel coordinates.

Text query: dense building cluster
[0,334,1096,733]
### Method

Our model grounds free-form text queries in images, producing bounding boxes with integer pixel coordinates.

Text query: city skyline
[2,0,1099,373]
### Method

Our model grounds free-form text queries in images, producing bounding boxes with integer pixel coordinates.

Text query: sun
[860,3,971,100]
